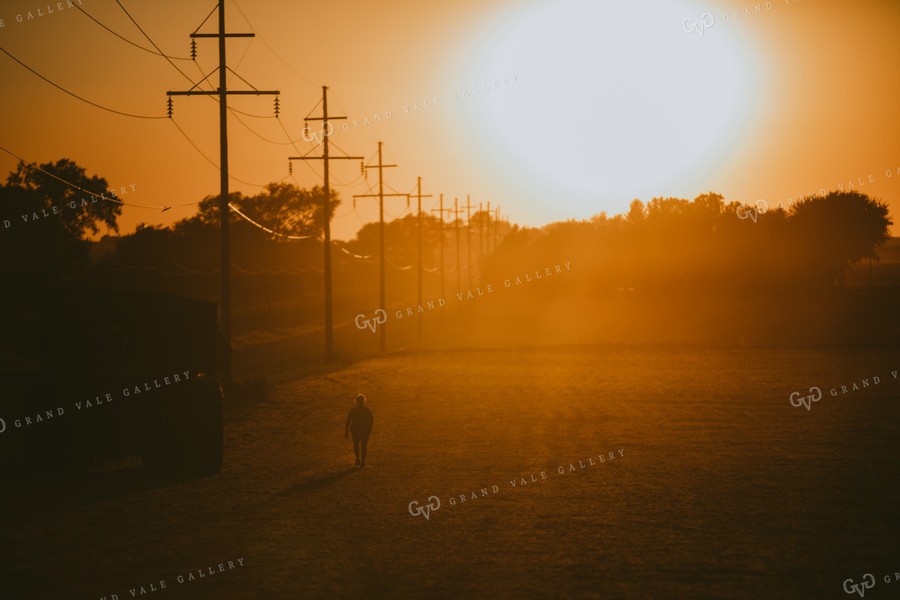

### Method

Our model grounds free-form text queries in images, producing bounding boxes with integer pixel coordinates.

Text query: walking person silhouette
[345,394,374,466]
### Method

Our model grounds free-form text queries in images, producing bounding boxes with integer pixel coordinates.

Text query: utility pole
[450,198,464,293]
[167,0,279,383]
[353,142,405,352]
[288,86,362,359]
[410,177,432,339]
[486,201,491,253]
[431,194,451,305]
[479,202,484,260]
[463,195,475,289]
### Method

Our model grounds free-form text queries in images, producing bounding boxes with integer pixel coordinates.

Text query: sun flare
[458,0,764,221]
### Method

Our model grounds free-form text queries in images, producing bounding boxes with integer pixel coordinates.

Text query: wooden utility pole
[450,198,464,293]
[463,195,475,289]
[167,0,279,383]
[288,86,362,359]
[486,201,491,253]
[431,194,451,304]
[353,142,405,352]
[479,202,484,259]
[410,177,432,339]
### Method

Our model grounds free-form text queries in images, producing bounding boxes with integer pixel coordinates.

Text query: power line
[229,0,318,90]
[0,143,182,211]
[168,119,274,188]
[226,37,255,87]
[99,259,320,276]
[191,3,219,35]
[233,110,366,190]
[0,45,167,119]
[226,104,277,119]
[72,3,192,60]
[334,242,372,260]
[6,123,302,232]
[227,202,314,240]
[231,111,303,145]
[113,0,274,120]
[275,116,307,154]
[114,0,198,87]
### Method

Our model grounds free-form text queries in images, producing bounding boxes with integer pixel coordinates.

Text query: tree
[188,183,341,240]
[626,199,645,224]
[0,159,121,281]
[788,191,892,286]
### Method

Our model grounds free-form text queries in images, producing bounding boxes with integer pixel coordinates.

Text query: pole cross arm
[289,155,363,161]
[353,193,409,197]
[168,90,280,96]
[191,33,255,38]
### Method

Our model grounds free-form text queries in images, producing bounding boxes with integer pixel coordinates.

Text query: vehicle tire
[139,380,223,476]
[177,380,224,475]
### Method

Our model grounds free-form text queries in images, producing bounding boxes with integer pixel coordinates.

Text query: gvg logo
[354,309,387,333]
[301,122,334,144]
[844,574,876,598]
[736,199,769,223]
[408,496,441,520]
[682,12,714,36]
[789,386,822,411]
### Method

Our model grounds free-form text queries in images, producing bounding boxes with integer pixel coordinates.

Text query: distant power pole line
[431,193,451,304]
[353,142,406,352]
[410,177,432,339]
[167,0,279,383]
[288,85,363,359]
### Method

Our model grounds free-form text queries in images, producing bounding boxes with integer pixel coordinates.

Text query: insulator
[273,95,280,117]
[288,161,293,175]
[167,97,173,118]
[190,39,197,60]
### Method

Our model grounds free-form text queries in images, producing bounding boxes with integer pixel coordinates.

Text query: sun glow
[456,0,764,222]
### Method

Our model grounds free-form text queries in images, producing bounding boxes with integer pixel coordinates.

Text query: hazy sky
[1,0,898,240]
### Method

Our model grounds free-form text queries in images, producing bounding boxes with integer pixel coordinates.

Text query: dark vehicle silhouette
[0,289,224,479]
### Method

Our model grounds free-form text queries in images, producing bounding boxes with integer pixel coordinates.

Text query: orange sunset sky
[1,0,898,240]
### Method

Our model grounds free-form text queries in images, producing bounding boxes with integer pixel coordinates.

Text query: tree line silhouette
[484,192,892,295]
[1,159,893,343]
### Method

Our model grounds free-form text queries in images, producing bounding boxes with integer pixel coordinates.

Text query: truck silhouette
[0,288,225,479]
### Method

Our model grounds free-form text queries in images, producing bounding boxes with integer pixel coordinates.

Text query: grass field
[2,346,899,599]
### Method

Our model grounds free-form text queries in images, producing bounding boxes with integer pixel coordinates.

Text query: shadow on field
[276,467,359,496]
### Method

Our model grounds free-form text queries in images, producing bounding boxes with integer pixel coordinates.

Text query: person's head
[355,394,366,406]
